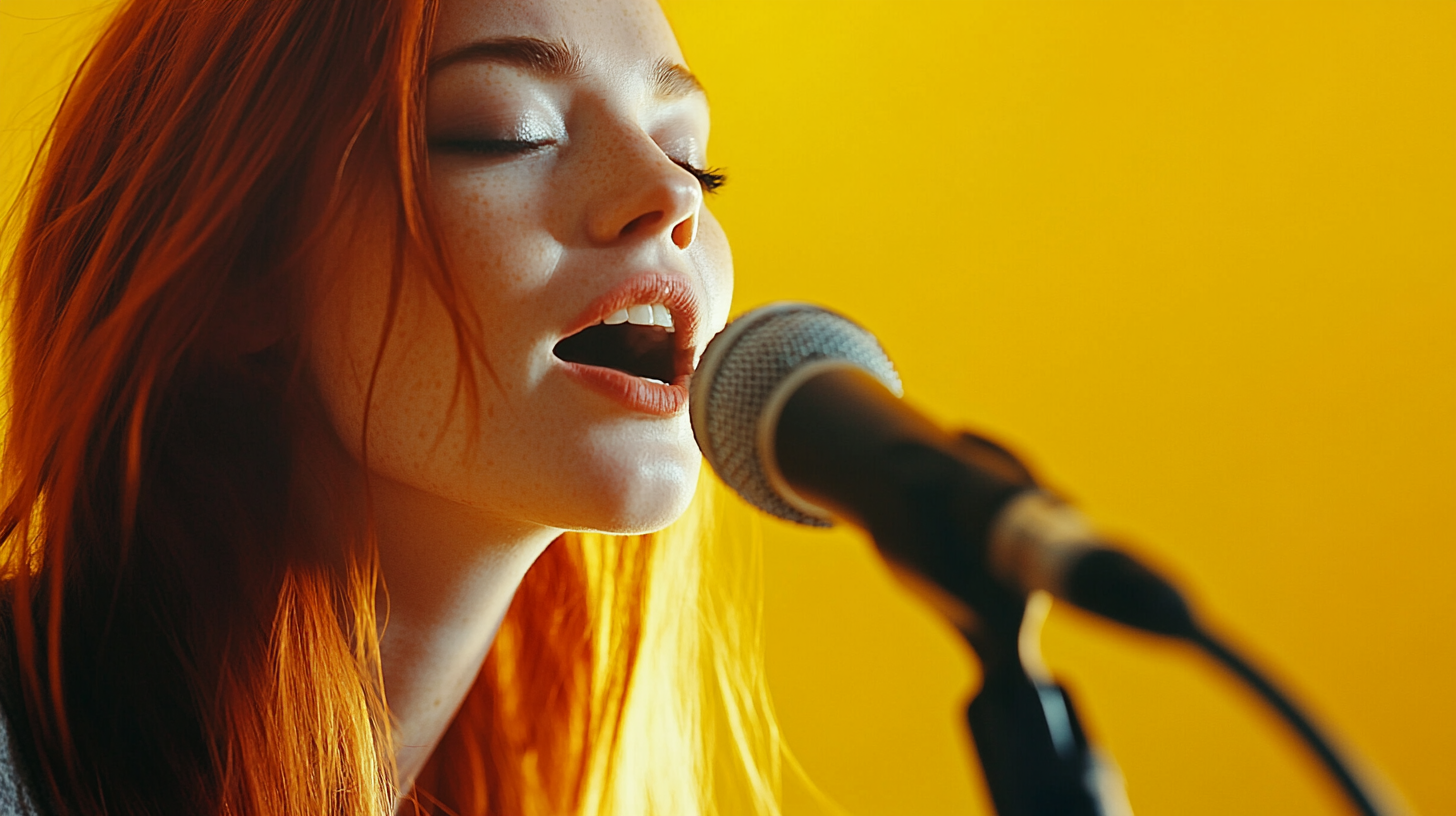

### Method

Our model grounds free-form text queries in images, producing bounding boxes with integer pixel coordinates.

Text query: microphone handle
[772,366,1029,629]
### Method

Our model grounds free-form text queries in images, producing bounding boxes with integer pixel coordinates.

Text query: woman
[0,0,780,813]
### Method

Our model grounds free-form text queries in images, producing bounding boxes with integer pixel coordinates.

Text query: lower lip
[560,361,689,416]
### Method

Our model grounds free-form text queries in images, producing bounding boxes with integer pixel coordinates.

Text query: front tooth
[604,308,629,325]
[651,303,673,329]
[626,304,655,325]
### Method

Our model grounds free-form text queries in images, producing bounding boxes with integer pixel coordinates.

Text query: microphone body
[691,303,1192,640]
[774,365,1030,631]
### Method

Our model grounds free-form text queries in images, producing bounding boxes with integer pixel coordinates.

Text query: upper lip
[558,271,706,380]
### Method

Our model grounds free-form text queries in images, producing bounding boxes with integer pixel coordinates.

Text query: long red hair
[0,0,782,813]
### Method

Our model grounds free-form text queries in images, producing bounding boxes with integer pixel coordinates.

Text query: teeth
[608,302,676,332]
[626,304,654,325]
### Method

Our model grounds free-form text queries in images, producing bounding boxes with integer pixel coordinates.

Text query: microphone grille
[690,303,902,526]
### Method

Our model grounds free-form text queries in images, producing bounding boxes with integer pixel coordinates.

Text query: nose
[585,133,703,251]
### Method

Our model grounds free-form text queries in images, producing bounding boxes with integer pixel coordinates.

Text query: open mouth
[553,302,681,384]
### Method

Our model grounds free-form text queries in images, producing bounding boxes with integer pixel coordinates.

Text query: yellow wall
[5,2,1454,815]
[658,2,1454,815]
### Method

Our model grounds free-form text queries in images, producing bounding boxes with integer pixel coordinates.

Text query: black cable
[1189,626,1387,816]
[1063,549,1396,816]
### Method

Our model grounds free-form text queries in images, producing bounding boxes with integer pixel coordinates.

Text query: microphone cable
[1188,625,1389,816]
[1025,533,1396,816]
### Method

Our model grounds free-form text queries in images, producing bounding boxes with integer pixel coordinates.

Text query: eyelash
[673,159,728,194]
[430,138,556,156]
[429,139,727,193]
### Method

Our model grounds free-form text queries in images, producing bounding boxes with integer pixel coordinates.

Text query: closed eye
[429,138,557,156]
[427,140,724,193]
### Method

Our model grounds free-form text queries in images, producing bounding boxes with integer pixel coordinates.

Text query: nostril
[619,211,665,238]
[671,214,696,249]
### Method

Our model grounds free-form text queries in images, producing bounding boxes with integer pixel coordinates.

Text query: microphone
[689,302,1195,639]
[690,302,1160,816]
[690,303,1399,816]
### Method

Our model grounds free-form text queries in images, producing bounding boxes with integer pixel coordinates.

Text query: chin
[568,452,702,536]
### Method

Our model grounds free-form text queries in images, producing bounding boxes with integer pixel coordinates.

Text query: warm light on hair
[0,0,783,813]
[416,486,786,815]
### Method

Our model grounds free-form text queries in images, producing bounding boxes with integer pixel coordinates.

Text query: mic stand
[961,591,1130,816]
[862,433,1132,816]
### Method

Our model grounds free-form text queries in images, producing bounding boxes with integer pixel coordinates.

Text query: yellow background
[659,2,1455,815]
[5,2,1455,815]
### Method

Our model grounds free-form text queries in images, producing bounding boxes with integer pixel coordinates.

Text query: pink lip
[555,272,704,417]
[559,362,689,416]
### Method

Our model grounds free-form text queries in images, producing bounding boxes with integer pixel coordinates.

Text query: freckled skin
[310,0,730,534]
[302,0,731,798]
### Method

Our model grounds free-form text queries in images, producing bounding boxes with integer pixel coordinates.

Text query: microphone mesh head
[690,303,902,526]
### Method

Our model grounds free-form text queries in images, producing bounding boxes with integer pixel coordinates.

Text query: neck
[368,474,559,795]
[291,422,556,804]
[293,421,559,805]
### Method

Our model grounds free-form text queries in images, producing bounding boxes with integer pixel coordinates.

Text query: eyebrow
[430,36,583,78]
[650,58,706,100]
[429,36,706,100]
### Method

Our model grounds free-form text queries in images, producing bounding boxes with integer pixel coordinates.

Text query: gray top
[0,710,42,816]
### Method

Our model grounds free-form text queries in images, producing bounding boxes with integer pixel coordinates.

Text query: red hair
[0,0,784,813]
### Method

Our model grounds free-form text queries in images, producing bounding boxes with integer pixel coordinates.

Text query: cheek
[307,242,465,482]
[434,179,563,311]
[692,209,735,334]
[304,172,529,465]
[303,180,562,516]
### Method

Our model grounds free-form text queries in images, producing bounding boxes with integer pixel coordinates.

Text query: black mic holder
[967,615,1124,816]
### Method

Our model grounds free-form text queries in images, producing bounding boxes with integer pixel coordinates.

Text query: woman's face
[307,0,730,535]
